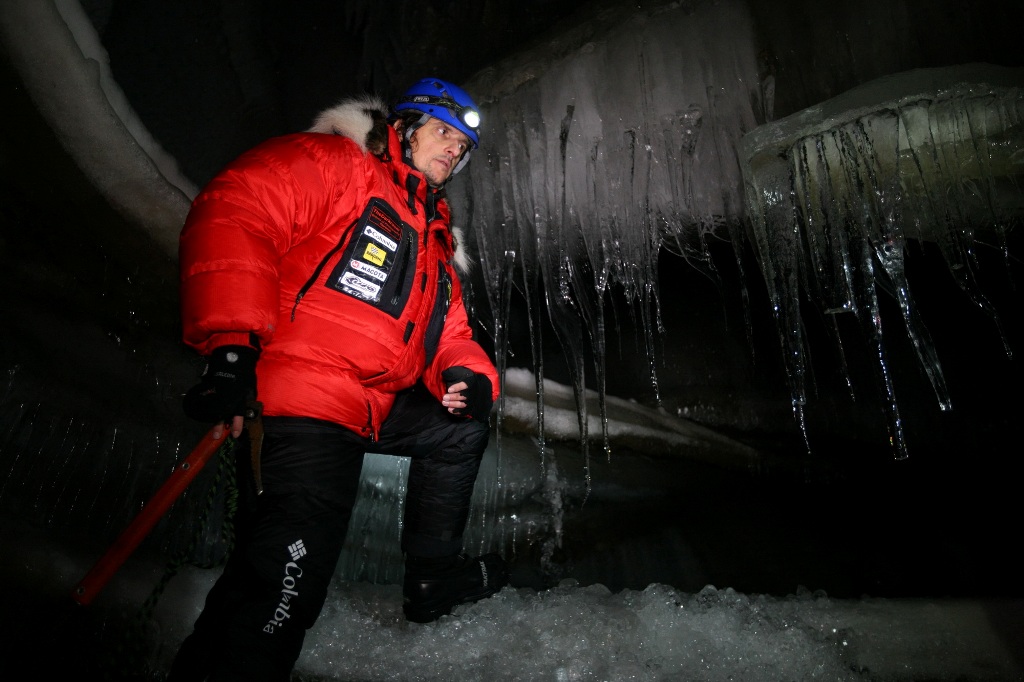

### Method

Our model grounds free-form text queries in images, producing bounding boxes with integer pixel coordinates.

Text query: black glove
[183,345,259,423]
[441,366,493,423]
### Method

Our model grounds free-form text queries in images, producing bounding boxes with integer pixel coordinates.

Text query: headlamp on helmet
[393,78,481,149]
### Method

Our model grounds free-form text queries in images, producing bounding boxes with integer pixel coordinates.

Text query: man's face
[407,116,472,187]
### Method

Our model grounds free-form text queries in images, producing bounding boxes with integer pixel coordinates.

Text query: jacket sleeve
[422,266,499,402]
[179,135,348,355]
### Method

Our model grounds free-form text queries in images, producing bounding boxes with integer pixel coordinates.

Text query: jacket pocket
[324,197,417,319]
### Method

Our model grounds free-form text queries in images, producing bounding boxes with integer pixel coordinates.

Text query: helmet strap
[401,113,431,167]
[451,149,471,176]
[404,113,431,140]
[399,114,428,160]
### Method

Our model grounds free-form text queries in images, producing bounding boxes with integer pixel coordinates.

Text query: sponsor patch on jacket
[326,198,417,317]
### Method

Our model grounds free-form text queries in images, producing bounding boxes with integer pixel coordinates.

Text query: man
[169,78,507,681]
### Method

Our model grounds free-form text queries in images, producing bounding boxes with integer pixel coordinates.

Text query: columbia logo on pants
[264,539,307,634]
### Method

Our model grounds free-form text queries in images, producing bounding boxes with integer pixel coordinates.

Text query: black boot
[403,553,509,623]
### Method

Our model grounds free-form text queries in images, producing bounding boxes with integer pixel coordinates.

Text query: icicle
[454,0,762,479]
[741,67,1023,458]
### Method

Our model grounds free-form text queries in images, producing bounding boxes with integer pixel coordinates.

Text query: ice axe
[71,403,262,606]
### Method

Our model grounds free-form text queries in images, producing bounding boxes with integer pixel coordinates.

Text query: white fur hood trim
[450,226,471,275]
[307,94,387,152]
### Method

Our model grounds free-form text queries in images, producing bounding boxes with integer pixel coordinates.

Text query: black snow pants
[166,382,490,682]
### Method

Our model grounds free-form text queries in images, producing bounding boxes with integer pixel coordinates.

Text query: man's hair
[393,109,427,137]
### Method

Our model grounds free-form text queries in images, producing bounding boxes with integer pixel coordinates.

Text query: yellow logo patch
[363,243,386,266]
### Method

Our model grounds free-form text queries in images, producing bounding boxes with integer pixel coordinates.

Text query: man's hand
[441,366,493,423]
[212,415,246,441]
[183,345,258,438]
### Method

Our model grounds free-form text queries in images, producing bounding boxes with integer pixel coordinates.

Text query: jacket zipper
[366,402,375,441]
[391,243,412,307]
[291,218,357,321]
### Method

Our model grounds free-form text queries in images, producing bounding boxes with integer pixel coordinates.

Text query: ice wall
[0,0,195,256]
[740,64,1024,458]
[452,0,767,470]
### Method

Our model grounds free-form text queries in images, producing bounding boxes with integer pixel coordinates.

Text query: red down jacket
[179,96,498,438]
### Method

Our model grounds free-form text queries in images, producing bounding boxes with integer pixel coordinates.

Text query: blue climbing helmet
[394,78,481,176]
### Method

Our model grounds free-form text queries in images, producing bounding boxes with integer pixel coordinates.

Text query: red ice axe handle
[71,427,226,606]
